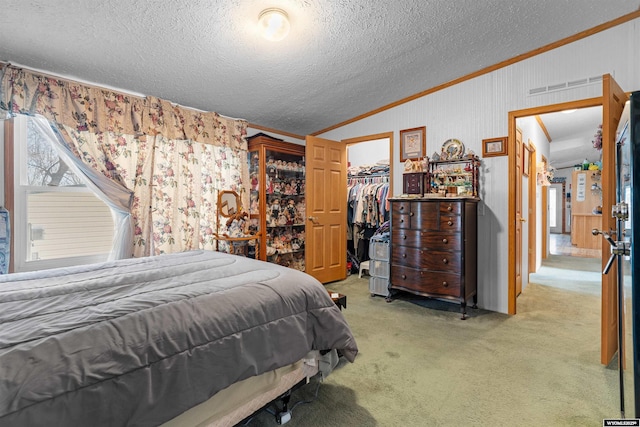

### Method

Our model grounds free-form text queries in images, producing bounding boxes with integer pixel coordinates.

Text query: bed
[0,250,358,426]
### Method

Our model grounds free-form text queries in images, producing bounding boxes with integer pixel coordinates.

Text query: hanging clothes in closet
[347,164,390,265]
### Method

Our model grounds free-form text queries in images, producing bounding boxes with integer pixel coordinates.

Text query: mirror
[218,191,240,217]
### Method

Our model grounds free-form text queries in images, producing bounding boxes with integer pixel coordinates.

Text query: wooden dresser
[388,197,478,319]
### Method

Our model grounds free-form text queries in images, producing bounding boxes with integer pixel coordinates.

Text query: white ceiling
[536,106,603,170]
[0,1,638,137]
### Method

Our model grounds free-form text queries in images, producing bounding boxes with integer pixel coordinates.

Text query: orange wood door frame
[528,142,537,274]
[540,156,549,261]
[508,97,602,315]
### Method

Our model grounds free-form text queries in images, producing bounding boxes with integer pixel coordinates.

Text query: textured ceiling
[0,1,638,136]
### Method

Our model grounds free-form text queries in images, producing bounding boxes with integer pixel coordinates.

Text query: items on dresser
[403,172,429,196]
[428,156,480,198]
[388,198,478,319]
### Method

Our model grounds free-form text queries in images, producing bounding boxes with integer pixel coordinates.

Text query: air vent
[528,74,607,96]
[529,86,547,95]
[567,78,588,87]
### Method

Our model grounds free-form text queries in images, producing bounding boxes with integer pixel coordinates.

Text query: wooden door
[528,142,537,274]
[305,135,347,283]
[601,74,628,365]
[515,127,523,297]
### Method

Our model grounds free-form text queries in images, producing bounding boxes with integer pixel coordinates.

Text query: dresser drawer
[393,213,411,229]
[421,232,461,251]
[439,201,462,215]
[392,229,423,248]
[393,214,439,231]
[392,247,461,272]
[392,201,438,217]
[391,266,461,297]
[392,229,461,250]
[421,250,461,272]
[439,215,461,232]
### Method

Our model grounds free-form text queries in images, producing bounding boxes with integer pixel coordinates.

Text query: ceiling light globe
[259,8,290,41]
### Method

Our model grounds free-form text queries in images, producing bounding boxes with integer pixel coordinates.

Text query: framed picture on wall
[522,143,531,177]
[482,136,508,157]
[400,126,426,162]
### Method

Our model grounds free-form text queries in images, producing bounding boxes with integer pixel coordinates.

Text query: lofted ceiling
[0,1,639,137]
[534,106,604,170]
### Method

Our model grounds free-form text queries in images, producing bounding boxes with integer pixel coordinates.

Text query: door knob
[519,217,527,223]
[307,216,319,225]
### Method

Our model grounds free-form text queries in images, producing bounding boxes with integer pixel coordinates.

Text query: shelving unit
[428,156,480,197]
[248,134,306,271]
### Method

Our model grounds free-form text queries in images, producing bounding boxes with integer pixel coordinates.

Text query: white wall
[347,138,389,168]
[318,19,640,313]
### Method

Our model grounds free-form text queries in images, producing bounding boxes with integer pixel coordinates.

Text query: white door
[549,183,563,234]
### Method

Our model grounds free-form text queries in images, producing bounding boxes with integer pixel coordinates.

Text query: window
[7,115,114,272]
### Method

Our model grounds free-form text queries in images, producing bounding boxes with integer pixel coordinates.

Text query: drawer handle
[447,206,452,211]
[399,206,404,211]
[402,274,407,279]
[442,238,448,243]
[442,258,448,264]
[447,220,453,226]
[400,218,404,223]
[442,281,448,287]
[410,212,414,217]
[403,235,407,240]
[402,253,406,258]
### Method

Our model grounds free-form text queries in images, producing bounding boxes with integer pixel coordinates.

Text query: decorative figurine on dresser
[390,138,480,319]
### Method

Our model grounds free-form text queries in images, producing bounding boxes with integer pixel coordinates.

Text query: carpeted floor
[529,255,601,296]
[245,258,625,426]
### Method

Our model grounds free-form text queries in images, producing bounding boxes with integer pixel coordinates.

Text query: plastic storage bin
[369,259,389,279]
[369,238,390,261]
[369,276,390,298]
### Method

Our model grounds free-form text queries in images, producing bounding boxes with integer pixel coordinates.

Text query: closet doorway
[343,132,393,274]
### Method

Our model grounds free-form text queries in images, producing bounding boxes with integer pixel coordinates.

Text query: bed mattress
[0,250,357,427]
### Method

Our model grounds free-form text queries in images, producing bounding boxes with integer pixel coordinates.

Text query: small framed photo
[522,143,531,177]
[400,126,426,162]
[482,137,508,157]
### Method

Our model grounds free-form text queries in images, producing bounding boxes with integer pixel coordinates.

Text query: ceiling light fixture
[258,8,290,41]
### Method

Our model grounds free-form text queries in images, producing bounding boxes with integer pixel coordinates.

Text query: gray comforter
[0,250,358,427]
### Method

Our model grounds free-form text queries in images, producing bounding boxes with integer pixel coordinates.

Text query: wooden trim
[541,155,549,261]
[528,140,537,275]
[343,132,393,145]
[535,115,552,143]
[343,131,394,197]
[313,11,640,136]
[247,123,305,141]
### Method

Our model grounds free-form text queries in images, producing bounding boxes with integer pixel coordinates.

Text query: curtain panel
[0,65,247,150]
[1,64,249,258]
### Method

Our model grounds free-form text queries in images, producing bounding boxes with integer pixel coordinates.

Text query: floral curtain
[150,136,247,254]
[0,63,248,258]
